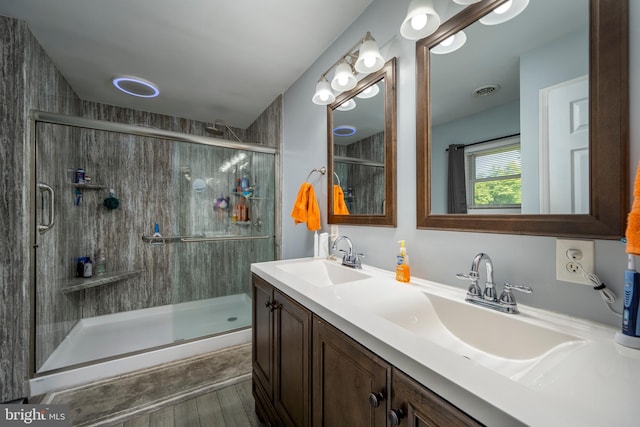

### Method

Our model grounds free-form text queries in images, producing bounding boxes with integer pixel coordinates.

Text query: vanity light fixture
[400,0,441,40]
[312,32,385,105]
[336,99,357,111]
[431,30,467,54]
[312,76,336,105]
[112,75,160,98]
[479,0,529,25]
[331,61,357,92]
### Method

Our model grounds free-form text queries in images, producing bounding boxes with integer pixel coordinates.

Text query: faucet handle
[499,283,532,305]
[457,272,482,298]
[503,283,533,293]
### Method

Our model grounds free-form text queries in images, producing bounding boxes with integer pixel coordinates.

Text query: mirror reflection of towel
[291,183,321,231]
[333,185,349,215]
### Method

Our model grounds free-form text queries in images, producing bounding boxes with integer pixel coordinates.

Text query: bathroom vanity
[251,258,640,426]
[252,273,478,427]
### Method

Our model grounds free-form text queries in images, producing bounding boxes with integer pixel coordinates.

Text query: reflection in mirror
[416,0,628,238]
[333,79,385,215]
[430,0,588,215]
[328,58,396,226]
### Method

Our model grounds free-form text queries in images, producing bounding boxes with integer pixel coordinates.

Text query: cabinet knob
[264,301,272,309]
[368,392,385,408]
[387,409,405,426]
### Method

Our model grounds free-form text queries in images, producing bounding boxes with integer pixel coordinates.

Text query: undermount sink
[335,280,585,378]
[276,259,370,287]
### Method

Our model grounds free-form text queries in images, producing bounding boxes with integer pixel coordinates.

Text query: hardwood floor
[114,379,263,427]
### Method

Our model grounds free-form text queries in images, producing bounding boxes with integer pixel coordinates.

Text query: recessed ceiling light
[333,126,356,136]
[112,76,160,98]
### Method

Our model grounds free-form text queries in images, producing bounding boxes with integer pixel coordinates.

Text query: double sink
[275,258,585,383]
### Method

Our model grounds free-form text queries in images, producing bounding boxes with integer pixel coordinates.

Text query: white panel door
[540,76,589,214]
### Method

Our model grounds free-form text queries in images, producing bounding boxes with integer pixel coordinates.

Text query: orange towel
[290,183,321,231]
[333,185,349,215]
[627,162,640,255]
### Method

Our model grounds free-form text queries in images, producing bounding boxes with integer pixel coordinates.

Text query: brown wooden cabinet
[252,274,311,426]
[312,316,390,427]
[389,368,482,427]
[252,273,482,427]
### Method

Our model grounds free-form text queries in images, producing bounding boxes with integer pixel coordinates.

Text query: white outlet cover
[555,239,595,285]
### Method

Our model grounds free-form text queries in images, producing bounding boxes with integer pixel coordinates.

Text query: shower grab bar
[142,234,272,244]
[37,182,55,235]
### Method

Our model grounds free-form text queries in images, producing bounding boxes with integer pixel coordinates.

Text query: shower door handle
[37,182,55,235]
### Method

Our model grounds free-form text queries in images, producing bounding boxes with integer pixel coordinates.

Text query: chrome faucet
[457,252,532,314]
[331,235,363,269]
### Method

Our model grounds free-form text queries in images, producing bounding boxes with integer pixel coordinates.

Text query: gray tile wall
[1,15,82,401]
[1,15,282,400]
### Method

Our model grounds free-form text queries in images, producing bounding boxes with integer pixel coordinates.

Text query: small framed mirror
[328,57,397,227]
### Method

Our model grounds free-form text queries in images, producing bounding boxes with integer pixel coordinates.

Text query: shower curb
[41,343,252,426]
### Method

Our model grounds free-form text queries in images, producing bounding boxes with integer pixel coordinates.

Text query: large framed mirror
[416,0,628,238]
[328,57,397,226]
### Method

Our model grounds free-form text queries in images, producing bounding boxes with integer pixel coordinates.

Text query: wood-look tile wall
[1,15,82,401]
[334,132,385,214]
[1,15,282,400]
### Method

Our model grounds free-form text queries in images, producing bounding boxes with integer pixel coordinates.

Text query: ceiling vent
[472,84,500,97]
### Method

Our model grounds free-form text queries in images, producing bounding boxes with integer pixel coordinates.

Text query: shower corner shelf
[62,269,144,294]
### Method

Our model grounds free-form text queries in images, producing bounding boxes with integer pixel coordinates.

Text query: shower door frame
[29,110,280,379]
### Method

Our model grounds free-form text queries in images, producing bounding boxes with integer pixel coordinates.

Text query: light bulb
[440,35,455,47]
[338,75,348,86]
[410,14,428,31]
[494,0,513,14]
[362,87,373,96]
[320,92,329,102]
[364,55,376,68]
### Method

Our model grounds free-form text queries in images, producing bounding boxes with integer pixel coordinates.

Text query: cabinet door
[389,368,481,427]
[312,317,389,427]
[252,274,274,398]
[273,289,311,427]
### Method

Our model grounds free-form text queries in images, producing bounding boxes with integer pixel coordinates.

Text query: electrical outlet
[556,239,595,285]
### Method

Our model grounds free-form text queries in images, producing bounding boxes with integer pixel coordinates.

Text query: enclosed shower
[30,112,276,394]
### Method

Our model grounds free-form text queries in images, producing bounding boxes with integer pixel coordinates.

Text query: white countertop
[251,257,640,427]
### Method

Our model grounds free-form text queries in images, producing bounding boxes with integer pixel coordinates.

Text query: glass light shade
[400,0,441,40]
[354,35,384,74]
[356,83,380,99]
[331,61,357,92]
[336,98,357,111]
[431,31,467,54]
[452,0,481,4]
[479,0,529,25]
[312,78,336,105]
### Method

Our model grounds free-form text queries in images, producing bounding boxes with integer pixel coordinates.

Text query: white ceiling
[0,0,375,128]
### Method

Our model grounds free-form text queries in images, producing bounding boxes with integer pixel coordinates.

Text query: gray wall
[1,16,82,402]
[0,16,282,401]
[282,0,639,329]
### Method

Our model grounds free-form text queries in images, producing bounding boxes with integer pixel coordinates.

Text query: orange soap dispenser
[396,240,411,283]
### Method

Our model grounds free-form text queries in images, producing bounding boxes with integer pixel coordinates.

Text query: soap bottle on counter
[395,240,410,283]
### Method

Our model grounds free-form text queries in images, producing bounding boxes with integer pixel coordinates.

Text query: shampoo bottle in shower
[396,240,410,283]
[83,257,93,278]
[95,249,106,276]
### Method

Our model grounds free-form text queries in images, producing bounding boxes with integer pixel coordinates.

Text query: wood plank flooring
[114,379,262,427]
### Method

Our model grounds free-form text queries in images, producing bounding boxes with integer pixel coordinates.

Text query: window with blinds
[465,138,521,209]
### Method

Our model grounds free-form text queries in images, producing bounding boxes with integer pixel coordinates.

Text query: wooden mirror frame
[416,0,628,238]
[328,57,397,227]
